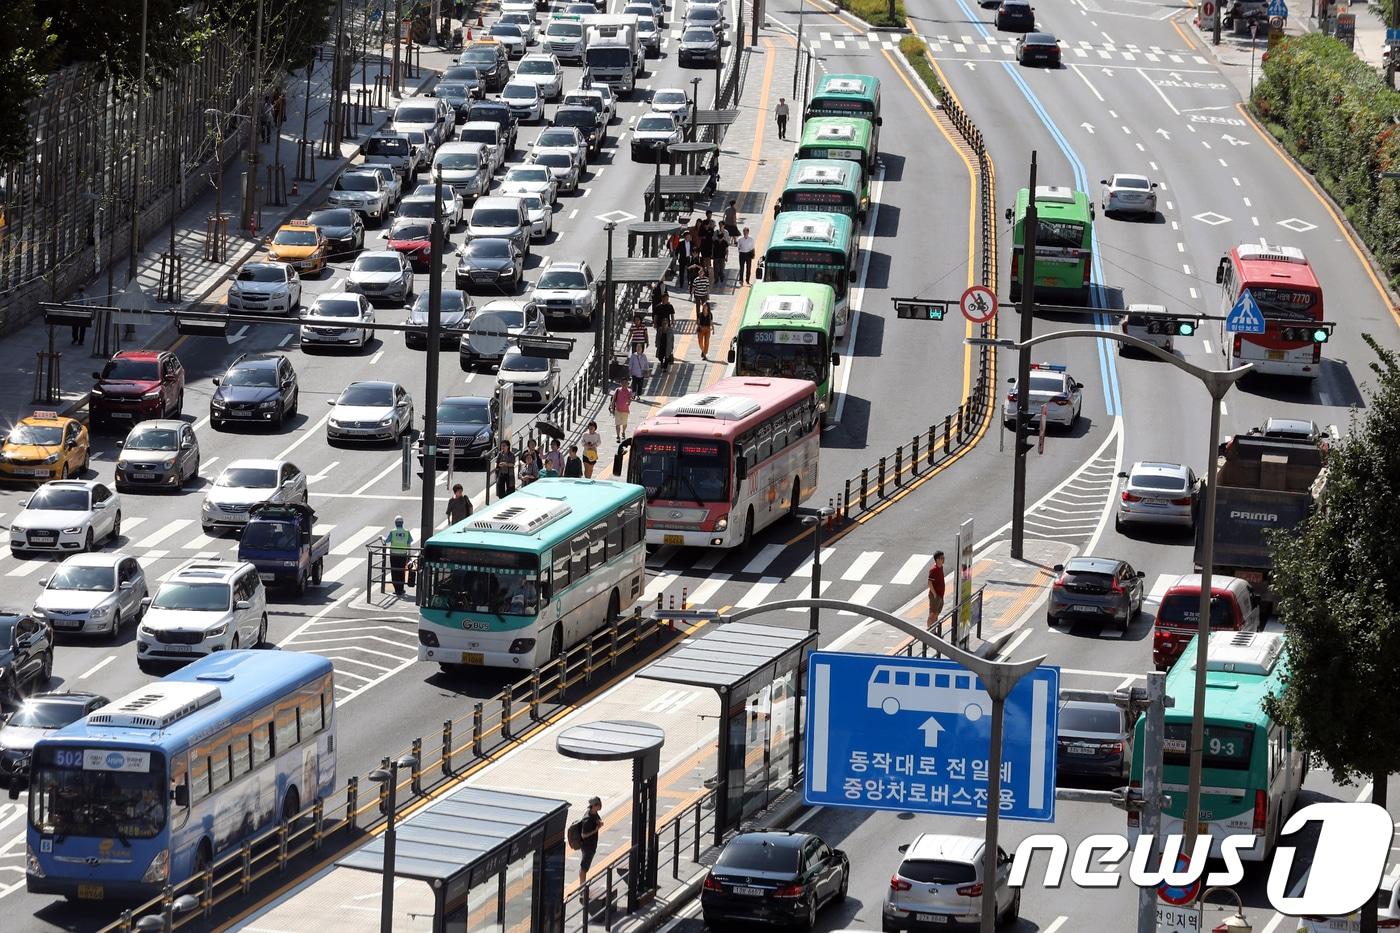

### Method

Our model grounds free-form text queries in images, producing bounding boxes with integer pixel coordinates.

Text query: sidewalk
[7,22,448,423]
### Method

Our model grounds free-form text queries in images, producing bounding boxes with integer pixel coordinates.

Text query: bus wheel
[282,786,301,825]
[788,478,801,519]
[743,509,754,546]
[193,841,213,879]
[550,625,563,661]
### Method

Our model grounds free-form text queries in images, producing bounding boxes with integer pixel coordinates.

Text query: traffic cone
[466,27,472,40]
[290,181,299,196]
[476,13,484,26]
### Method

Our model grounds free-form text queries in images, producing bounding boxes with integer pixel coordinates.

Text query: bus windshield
[1249,287,1318,319]
[635,439,730,504]
[736,331,828,383]
[1036,220,1086,250]
[420,545,541,616]
[31,748,166,839]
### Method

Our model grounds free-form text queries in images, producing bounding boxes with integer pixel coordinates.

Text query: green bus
[1129,631,1305,863]
[729,282,841,419]
[758,211,858,338]
[776,159,867,229]
[804,73,882,155]
[797,117,877,179]
[1007,185,1095,305]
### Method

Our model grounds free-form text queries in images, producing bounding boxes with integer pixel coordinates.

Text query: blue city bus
[23,650,335,902]
[417,478,647,671]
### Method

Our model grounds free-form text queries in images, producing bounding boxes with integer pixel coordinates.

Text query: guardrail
[99,605,679,933]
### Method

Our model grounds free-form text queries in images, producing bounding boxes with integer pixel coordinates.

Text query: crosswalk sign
[1267,0,1288,17]
[1226,289,1266,334]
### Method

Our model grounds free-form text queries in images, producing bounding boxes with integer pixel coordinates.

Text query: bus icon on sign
[866,664,992,722]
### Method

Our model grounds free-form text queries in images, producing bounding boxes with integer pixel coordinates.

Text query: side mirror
[735,458,748,482]
[1007,376,1016,385]
[37,577,49,587]
[91,371,102,380]
[212,377,221,386]
[1137,570,1146,578]
[8,778,26,798]
[755,262,764,281]
[141,597,152,610]
[1052,564,1065,573]
[1098,178,1107,185]
[173,784,190,807]
[1215,258,1227,284]
[1117,471,1128,478]
[832,353,841,367]
[1073,382,1084,390]
[1151,182,1159,188]
[235,600,252,610]
[326,398,337,405]
[183,440,195,450]
[727,348,736,364]
[1003,207,1013,223]
[120,580,134,591]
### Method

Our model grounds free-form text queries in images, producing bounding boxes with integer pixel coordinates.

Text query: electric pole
[1212,0,1222,45]
[392,0,403,95]
[419,166,446,538]
[1010,152,1038,561]
[241,0,265,233]
[125,0,150,285]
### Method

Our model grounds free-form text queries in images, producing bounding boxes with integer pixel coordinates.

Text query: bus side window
[323,680,336,728]
[209,740,231,792]
[250,717,274,767]
[230,732,253,781]
[589,521,608,568]
[772,419,788,452]
[934,673,950,688]
[895,671,911,687]
[274,703,299,753]
[608,511,624,557]
[626,499,645,546]
[300,691,323,737]
[915,673,931,688]
[571,532,589,580]
[189,752,211,804]
[553,549,571,592]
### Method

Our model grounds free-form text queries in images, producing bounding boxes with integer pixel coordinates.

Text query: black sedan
[406,289,474,349]
[417,395,497,466]
[996,0,1036,30]
[210,354,300,429]
[0,692,107,788]
[1016,32,1062,66]
[0,613,53,703]
[435,81,480,120]
[306,207,365,260]
[701,830,849,929]
[456,237,524,292]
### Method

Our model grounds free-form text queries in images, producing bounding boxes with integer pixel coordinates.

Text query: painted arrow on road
[964,61,977,69]
[920,717,945,748]
[1101,67,1115,77]
[227,325,250,344]
[1221,134,1250,146]
[1169,71,1183,80]
[1082,122,1095,134]
[1156,128,1171,139]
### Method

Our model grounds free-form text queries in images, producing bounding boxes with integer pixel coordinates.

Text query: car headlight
[329,419,342,428]
[211,397,226,408]
[201,500,214,512]
[90,387,105,397]
[88,605,110,620]
[161,456,177,468]
[43,453,60,464]
[258,400,279,410]
[62,526,82,534]
[141,849,170,884]
[379,418,394,427]
[714,515,729,531]
[139,624,155,637]
[205,624,228,639]
[30,608,46,619]
[142,389,162,400]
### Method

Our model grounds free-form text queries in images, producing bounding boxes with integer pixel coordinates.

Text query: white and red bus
[628,377,820,548]
[1215,244,1330,378]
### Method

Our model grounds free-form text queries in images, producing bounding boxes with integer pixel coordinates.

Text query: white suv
[883,833,1019,930]
[136,561,268,670]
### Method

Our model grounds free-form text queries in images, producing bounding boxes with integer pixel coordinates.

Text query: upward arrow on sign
[919,717,944,748]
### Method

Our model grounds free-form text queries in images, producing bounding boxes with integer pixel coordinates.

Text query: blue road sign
[1388,27,1400,43]
[1226,289,1266,334]
[804,651,1060,822]
[1267,0,1288,17]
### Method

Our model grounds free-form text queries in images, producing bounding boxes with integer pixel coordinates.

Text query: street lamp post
[1201,887,1251,932]
[602,221,617,389]
[125,0,150,287]
[420,166,446,538]
[368,754,419,933]
[688,77,702,140]
[1009,152,1039,561]
[800,508,833,633]
[241,0,266,234]
[968,329,1251,872]
[794,0,806,96]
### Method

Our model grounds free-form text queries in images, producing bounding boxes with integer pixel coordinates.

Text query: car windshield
[549,23,582,36]
[48,564,115,592]
[1036,219,1083,249]
[7,700,91,729]
[308,209,355,228]
[366,137,410,155]
[474,204,524,226]
[9,425,63,446]
[240,519,302,551]
[1116,176,1151,189]
[503,84,536,100]
[123,427,179,450]
[1132,472,1186,491]
[336,173,377,191]
[223,365,278,387]
[683,29,714,41]
[477,309,526,329]
[311,298,363,317]
[638,117,675,132]
[237,266,285,283]
[637,20,656,33]
[437,151,481,169]
[396,106,438,123]
[101,358,160,381]
[462,48,498,65]
[538,270,587,289]
[355,254,404,272]
[552,110,592,128]
[151,582,230,611]
[587,46,631,66]
[339,384,394,406]
[535,152,570,168]
[440,401,490,423]
[419,544,541,616]
[492,24,523,37]
[899,859,977,884]
[717,839,799,873]
[391,221,432,239]
[654,91,686,106]
[398,200,435,218]
[1060,704,1121,734]
[1027,375,1065,393]
[501,353,548,372]
[461,129,497,145]
[26,488,89,511]
[537,130,574,146]
[444,66,483,80]
[412,291,468,317]
[438,83,471,98]
[1028,32,1057,44]
[273,229,318,246]
[468,239,512,258]
[520,59,555,74]
[215,467,277,488]
[689,8,718,20]
[521,195,545,212]
[405,130,429,146]
[635,438,729,503]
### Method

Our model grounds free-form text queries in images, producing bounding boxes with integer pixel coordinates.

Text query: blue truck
[237,502,331,595]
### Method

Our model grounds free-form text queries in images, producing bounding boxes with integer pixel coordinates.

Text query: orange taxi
[0,411,90,482]
[266,221,328,274]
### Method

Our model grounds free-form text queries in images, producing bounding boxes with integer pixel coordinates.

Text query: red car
[90,350,185,428]
[386,218,434,270]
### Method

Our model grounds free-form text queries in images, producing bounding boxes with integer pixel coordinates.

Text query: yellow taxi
[0,411,90,482]
[266,221,328,274]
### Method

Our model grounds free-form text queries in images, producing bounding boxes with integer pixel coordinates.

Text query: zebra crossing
[823,31,1211,65]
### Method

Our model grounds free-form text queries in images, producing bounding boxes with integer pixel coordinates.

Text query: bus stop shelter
[638,622,817,845]
[339,786,570,933]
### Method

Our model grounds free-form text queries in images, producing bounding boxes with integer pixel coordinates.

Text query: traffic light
[894,299,948,321]
[1144,317,1198,337]
[1279,323,1333,343]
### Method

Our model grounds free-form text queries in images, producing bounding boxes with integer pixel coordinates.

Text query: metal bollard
[277,820,289,868]
[673,820,682,878]
[957,403,966,441]
[585,637,596,684]
[530,669,541,720]
[860,468,869,510]
[843,479,851,519]
[944,414,953,453]
[912,435,920,473]
[472,702,484,756]
[313,798,325,851]
[502,692,513,739]
[894,447,902,486]
[203,867,214,918]
[410,737,423,794]
[693,800,703,861]
[878,457,886,498]
[681,587,688,610]
[928,424,936,464]
[609,621,619,667]
[442,720,453,776]
[241,840,253,895]
[346,774,359,828]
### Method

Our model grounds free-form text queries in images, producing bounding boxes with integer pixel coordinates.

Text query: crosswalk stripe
[735,577,781,609]
[312,523,336,536]
[692,551,725,572]
[840,583,882,615]
[8,559,50,578]
[841,550,883,582]
[740,543,784,575]
[323,557,364,583]
[1073,47,1086,57]
[121,516,149,535]
[1169,54,1182,62]
[1145,52,1158,61]
[331,525,382,556]
[182,532,220,550]
[1193,56,1207,64]
[791,548,834,578]
[1122,51,1135,61]
[688,575,727,606]
[891,554,932,586]
[135,519,193,549]
[644,572,678,602]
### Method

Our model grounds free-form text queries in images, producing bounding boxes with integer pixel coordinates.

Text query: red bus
[628,377,820,548]
[1215,244,1328,378]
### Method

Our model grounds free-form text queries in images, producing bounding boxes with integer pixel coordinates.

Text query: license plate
[77,884,104,900]
[1068,744,1096,755]
[162,643,192,653]
[916,914,947,924]
[1267,350,1286,361]
[732,886,763,897]
[230,410,253,417]
[664,534,684,545]
[1073,604,1103,612]
[30,536,56,544]
[132,472,156,480]
[53,619,83,629]
[463,652,484,665]
[22,469,49,477]
[259,572,276,582]
[110,412,133,419]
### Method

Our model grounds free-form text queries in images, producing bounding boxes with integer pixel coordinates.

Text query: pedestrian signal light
[894,300,947,321]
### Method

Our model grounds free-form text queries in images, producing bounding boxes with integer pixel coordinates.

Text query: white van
[136,561,268,671]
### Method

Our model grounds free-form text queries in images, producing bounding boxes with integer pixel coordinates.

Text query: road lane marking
[276,410,334,461]
[78,655,116,679]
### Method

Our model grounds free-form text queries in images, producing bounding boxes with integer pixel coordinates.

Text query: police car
[0,411,90,482]
[1002,363,1084,430]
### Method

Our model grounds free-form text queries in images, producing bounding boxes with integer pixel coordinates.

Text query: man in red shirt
[927,551,946,625]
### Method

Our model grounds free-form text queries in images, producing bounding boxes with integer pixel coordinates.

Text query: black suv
[210,354,300,430]
[459,44,511,92]
[0,692,107,788]
[551,106,604,156]
[0,613,53,703]
[466,100,519,155]
[995,0,1036,30]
